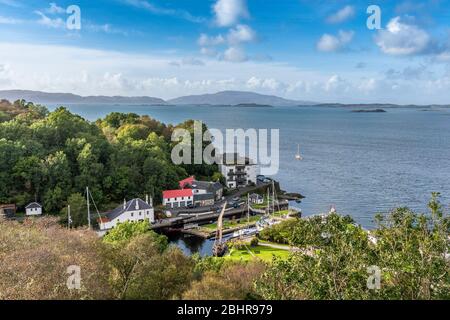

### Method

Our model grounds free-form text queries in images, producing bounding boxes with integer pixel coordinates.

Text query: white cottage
[98,197,154,231]
[25,202,42,216]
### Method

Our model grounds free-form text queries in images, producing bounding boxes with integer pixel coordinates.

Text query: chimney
[149,196,153,207]
[123,199,126,210]
[146,194,149,205]
[135,199,139,210]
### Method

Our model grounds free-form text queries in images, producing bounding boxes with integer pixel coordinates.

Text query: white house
[25,202,42,216]
[249,193,264,205]
[219,153,258,189]
[98,197,154,231]
[163,189,194,208]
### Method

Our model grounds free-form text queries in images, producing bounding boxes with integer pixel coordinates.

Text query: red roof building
[163,189,193,199]
[179,176,195,188]
[163,189,194,209]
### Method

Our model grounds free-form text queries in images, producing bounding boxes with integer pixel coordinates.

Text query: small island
[351,109,387,113]
[233,103,273,108]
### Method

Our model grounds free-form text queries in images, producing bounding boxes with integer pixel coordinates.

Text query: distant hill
[0,90,167,105]
[168,91,315,106]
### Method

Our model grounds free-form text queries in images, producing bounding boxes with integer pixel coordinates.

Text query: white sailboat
[295,144,303,160]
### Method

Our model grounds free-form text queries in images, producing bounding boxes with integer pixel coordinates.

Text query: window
[131,212,134,217]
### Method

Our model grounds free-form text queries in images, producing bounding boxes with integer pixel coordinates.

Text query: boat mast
[247,194,250,224]
[86,186,91,229]
[213,203,227,257]
[272,180,275,216]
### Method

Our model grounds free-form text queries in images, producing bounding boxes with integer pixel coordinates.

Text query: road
[168,182,272,216]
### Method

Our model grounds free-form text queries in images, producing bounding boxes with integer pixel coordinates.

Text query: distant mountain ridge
[0,90,167,105]
[168,90,314,106]
[3,90,446,108]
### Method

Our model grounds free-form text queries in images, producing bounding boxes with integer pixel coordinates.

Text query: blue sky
[1,0,450,103]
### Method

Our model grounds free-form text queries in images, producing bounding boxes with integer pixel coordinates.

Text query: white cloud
[46,3,66,14]
[357,78,377,93]
[326,6,355,24]
[180,57,205,66]
[324,75,348,92]
[200,47,218,57]
[0,16,22,24]
[198,25,256,47]
[0,0,21,7]
[0,63,13,86]
[198,33,226,46]
[2,41,450,104]
[246,77,285,91]
[198,25,256,63]
[317,30,354,52]
[124,0,205,23]
[435,51,450,62]
[375,17,431,55]
[223,47,248,62]
[213,0,249,27]
[35,11,65,28]
[227,24,256,45]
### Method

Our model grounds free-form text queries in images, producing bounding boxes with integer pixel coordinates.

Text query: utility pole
[68,205,71,230]
[86,186,91,229]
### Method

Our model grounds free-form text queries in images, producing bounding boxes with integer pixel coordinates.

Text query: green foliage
[172,119,219,180]
[102,223,192,300]
[0,101,219,214]
[192,254,226,277]
[60,193,87,228]
[255,196,450,300]
[103,220,168,252]
[250,237,259,247]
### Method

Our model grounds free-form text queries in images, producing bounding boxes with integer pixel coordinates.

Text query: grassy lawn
[272,210,290,217]
[258,239,291,249]
[225,245,290,262]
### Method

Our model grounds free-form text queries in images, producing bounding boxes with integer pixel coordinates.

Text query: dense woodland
[0,99,220,220]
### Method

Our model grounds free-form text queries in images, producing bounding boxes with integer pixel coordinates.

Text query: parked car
[232,197,240,202]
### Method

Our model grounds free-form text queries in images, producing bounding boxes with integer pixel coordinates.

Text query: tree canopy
[0,101,221,221]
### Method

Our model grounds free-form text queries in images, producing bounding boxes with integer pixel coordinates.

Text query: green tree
[60,193,87,228]
[103,220,168,251]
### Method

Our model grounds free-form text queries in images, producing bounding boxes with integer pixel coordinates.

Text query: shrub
[250,237,259,247]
